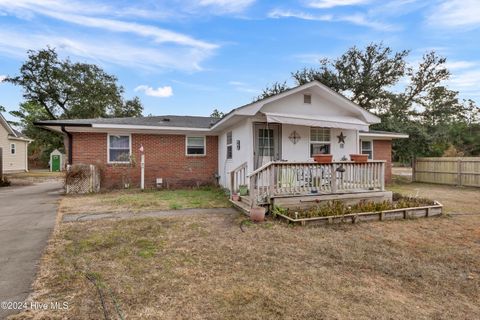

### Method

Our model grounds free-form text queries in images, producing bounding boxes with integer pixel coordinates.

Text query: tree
[258,42,479,162]
[292,43,409,112]
[210,109,225,118]
[5,47,143,120]
[254,81,289,102]
[10,102,64,165]
[6,47,144,166]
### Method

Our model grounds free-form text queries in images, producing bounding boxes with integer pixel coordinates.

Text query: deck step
[240,195,252,206]
[230,199,250,215]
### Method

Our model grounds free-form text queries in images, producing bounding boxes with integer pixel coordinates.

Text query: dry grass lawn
[389,181,480,214]
[10,181,480,319]
[60,187,231,214]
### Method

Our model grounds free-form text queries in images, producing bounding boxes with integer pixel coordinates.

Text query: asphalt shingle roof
[37,115,220,129]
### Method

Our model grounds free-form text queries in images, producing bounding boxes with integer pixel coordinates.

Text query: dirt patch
[11,211,480,320]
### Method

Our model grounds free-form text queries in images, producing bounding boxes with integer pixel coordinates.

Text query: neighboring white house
[0,113,31,173]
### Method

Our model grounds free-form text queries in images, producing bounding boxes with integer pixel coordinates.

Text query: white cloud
[0,29,210,72]
[268,9,395,31]
[306,0,371,9]
[268,9,331,21]
[134,85,173,98]
[428,0,480,29]
[197,0,255,13]
[228,81,259,94]
[0,0,218,71]
[0,75,6,82]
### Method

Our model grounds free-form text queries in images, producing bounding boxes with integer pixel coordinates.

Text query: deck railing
[248,161,385,206]
[230,162,248,193]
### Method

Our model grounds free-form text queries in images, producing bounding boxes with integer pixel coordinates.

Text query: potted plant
[350,154,368,163]
[231,192,240,201]
[313,154,333,163]
[250,206,266,222]
[239,184,248,196]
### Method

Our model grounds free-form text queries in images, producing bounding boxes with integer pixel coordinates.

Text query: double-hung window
[186,136,206,155]
[361,140,373,159]
[108,134,131,163]
[10,143,16,155]
[310,127,331,157]
[226,131,232,160]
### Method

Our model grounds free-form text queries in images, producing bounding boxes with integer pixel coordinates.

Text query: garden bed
[272,194,443,226]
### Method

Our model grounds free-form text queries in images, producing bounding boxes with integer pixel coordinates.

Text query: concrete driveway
[0,181,63,319]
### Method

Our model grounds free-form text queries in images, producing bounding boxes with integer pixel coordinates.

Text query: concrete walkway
[0,181,63,319]
[63,207,239,222]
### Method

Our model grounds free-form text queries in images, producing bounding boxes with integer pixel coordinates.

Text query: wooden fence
[413,157,480,187]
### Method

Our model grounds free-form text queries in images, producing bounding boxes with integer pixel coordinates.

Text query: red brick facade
[71,132,218,189]
[372,139,392,184]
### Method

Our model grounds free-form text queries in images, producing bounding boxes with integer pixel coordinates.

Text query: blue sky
[0,0,479,121]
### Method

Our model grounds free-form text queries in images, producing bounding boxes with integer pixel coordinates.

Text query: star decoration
[337,132,346,144]
[289,131,301,144]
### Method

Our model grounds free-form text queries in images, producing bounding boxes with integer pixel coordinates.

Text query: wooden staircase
[229,195,252,215]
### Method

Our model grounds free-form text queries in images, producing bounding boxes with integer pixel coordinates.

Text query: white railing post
[331,163,337,193]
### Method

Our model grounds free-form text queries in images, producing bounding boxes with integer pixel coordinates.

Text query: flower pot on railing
[313,154,333,163]
[250,207,266,222]
[350,154,368,163]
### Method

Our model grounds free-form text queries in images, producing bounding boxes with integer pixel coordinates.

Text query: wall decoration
[289,131,301,144]
[236,140,241,150]
[337,132,346,144]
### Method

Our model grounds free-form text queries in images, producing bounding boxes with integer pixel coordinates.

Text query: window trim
[107,133,132,164]
[226,131,233,160]
[186,136,206,156]
[309,127,331,157]
[360,139,374,159]
[10,143,16,155]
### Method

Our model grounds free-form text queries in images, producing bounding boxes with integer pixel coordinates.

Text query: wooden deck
[231,160,387,209]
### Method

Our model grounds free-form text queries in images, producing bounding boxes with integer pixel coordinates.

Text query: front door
[254,123,281,169]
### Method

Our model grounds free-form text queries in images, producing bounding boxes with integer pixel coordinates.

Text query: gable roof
[210,80,381,131]
[0,112,33,141]
[0,112,16,136]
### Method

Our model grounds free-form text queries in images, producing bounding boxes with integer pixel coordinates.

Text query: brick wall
[373,139,392,184]
[71,132,218,189]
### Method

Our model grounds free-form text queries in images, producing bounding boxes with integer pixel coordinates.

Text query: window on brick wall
[108,134,131,163]
[226,131,232,160]
[361,140,373,159]
[186,136,206,155]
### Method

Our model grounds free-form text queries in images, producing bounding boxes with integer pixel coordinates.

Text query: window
[310,127,330,157]
[226,131,232,159]
[361,140,373,159]
[108,135,131,163]
[258,128,274,157]
[186,136,206,155]
[10,143,15,155]
[304,94,312,104]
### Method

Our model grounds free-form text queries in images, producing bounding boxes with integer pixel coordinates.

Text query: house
[36,81,407,207]
[1,112,32,173]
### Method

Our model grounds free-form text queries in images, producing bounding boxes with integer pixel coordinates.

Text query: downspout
[61,125,73,165]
